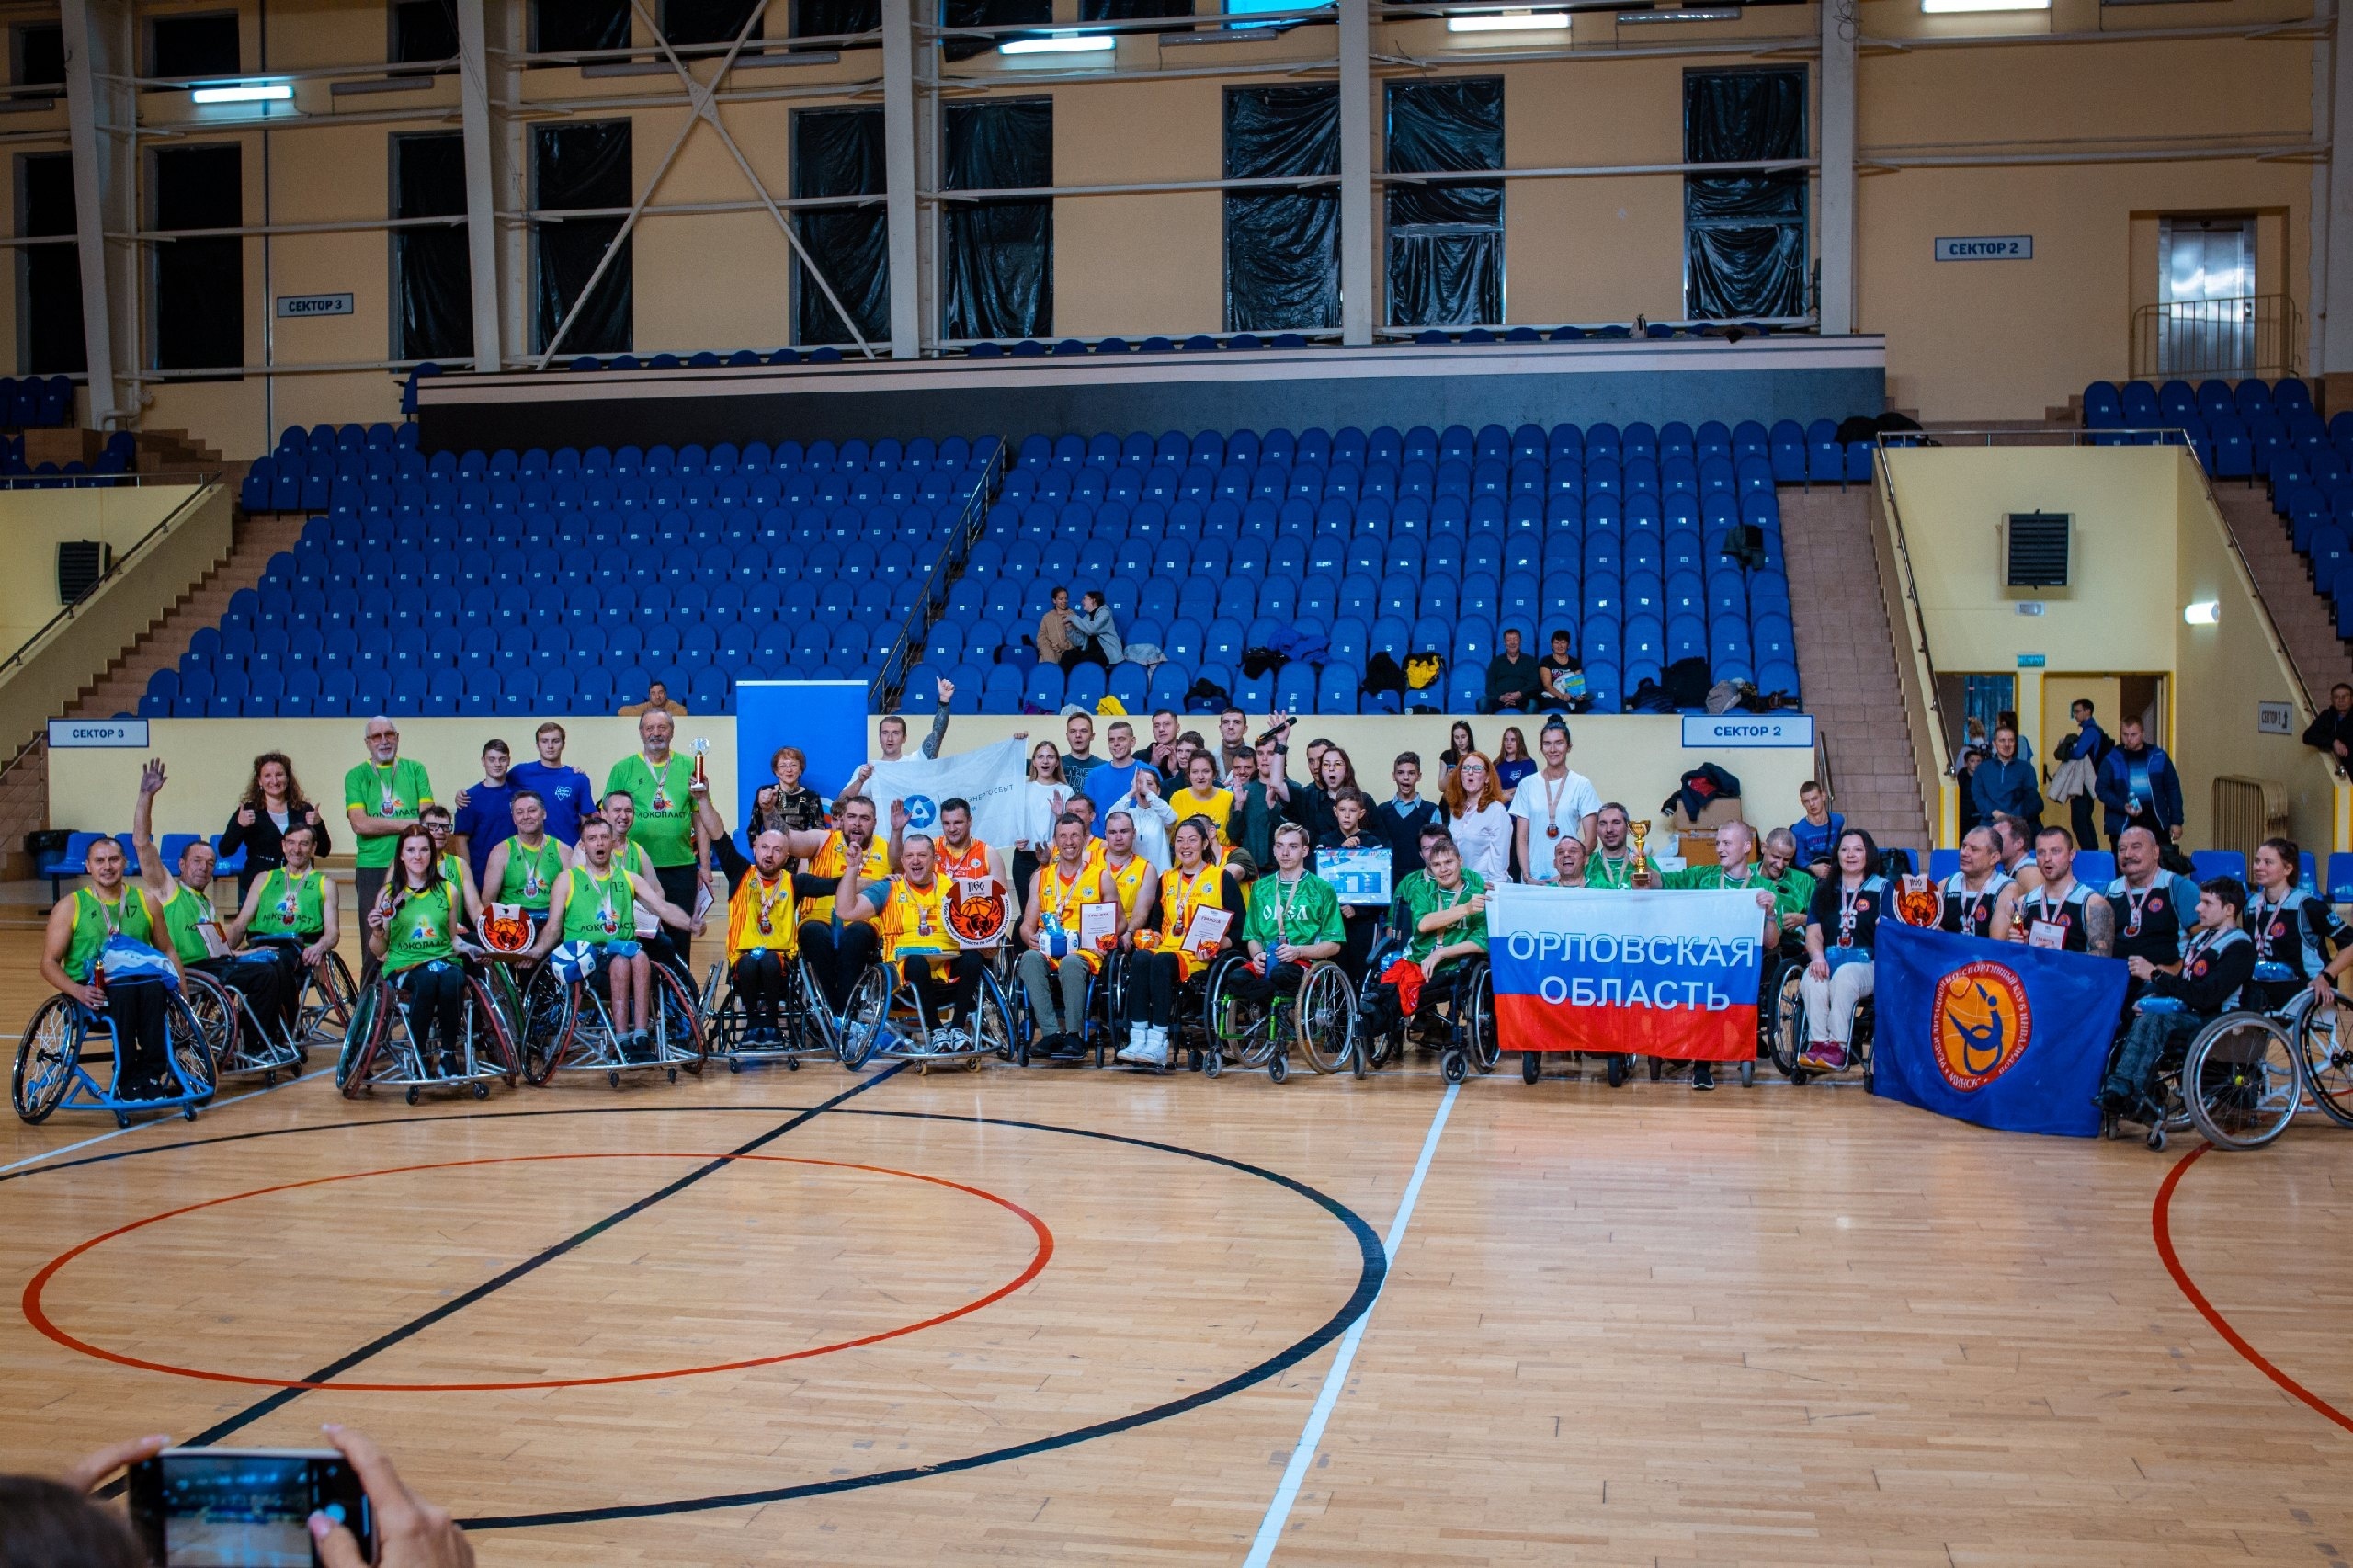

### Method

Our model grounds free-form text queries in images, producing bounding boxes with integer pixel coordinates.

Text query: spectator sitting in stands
[2304,683,2353,776]
[1536,629,1589,713]
[1788,780,1843,877]
[1063,588,1124,671]
[1970,724,2042,834]
[1034,585,1075,665]
[2095,717,2184,851]
[618,678,687,718]
[1483,627,1542,714]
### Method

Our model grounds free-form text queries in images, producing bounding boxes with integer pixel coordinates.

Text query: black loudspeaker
[57,540,110,603]
[2005,512,2070,588]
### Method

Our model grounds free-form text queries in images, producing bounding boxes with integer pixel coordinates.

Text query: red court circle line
[2151,1142,2353,1437]
[23,1153,1053,1392]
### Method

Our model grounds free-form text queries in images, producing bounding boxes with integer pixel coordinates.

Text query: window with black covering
[531,121,632,355]
[664,0,766,45]
[940,0,1051,63]
[392,0,460,68]
[16,24,64,89]
[792,0,879,46]
[151,144,243,373]
[149,13,240,79]
[942,97,1051,341]
[1222,85,1337,334]
[1683,65,1808,321]
[534,0,630,55]
[790,108,888,347]
[1384,76,1503,328]
[392,132,471,362]
[1081,0,1192,22]
[17,153,83,375]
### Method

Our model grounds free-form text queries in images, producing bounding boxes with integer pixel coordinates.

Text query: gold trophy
[1629,820,1652,888]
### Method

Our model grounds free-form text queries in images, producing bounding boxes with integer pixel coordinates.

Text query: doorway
[2156,216,2254,378]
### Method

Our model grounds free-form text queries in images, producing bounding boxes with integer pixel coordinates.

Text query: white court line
[0,1065,335,1176]
[1243,1081,1460,1568]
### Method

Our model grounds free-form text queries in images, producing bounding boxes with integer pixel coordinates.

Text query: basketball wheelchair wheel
[836,964,892,1071]
[12,995,83,1124]
[293,951,359,1065]
[2183,1010,2301,1151]
[1295,961,1358,1076]
[2296,994,2353,1128]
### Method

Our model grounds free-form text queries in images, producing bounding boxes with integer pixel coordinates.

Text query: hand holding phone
[129,1444,372,1567]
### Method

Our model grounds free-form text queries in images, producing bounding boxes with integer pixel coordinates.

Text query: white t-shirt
[1016,780,1069,849]
[1448,801,1515,882]
[1507,767,1601,881]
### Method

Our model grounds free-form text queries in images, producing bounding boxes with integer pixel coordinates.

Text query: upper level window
[150,13,241,79]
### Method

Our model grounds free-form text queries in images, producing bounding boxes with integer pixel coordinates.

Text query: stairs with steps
[2209,482,2353,709]
[1778,486,1933,855]
[0,504,303,878]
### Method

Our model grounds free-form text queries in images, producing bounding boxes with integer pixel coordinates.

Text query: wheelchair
[516,947,708,1087]
[1352,926,1497,1085]
[836,949,1017,1074]
[995,944,1127,1068]
[335,965,521,1105]
[699,955,833,1074]
[2292,983,2353,1131]
[12,987,213,1126]
[1768,957,1877,1089]
[2105,964,2317,1153]
[178,945,351,1085]
[1200,953,1360,1083]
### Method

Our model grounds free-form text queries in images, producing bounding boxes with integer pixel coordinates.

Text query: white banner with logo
[863,738,1032,853]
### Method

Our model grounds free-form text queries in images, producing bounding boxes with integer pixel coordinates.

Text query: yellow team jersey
[801,831,892,926]
[876,874,956,962]
[1150,861,1228,978]
[726,869,801,962]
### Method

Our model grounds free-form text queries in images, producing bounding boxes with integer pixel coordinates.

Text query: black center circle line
[10,1098,1390,1532]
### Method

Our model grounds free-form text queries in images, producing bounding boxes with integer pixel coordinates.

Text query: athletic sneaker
[1115,1025,1158,1066]
[1800,1041,1847,1071]
[1691,1062,1715,1091]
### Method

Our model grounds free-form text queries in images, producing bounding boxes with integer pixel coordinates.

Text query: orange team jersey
[937,836,995,885]
[1150,861,1229,980]
[801,831,892,926]
[875,874,957,965]
[726,869,801,962]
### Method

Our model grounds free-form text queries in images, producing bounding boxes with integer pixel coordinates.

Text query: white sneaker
[1139,1034,1171,1068]
[930,1025,967,1051]
[1115,1025,1153,1065]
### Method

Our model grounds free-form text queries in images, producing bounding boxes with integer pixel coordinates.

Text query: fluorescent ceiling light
[1448,9,1571,28]
[1919,0,2048,12]
[1000,31,1115,52]
[2182,599,2220,625]
[190,81,293,102]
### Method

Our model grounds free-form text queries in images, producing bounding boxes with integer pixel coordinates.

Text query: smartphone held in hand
[126,1448,372,1567]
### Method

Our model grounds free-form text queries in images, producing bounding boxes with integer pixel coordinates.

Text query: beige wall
[51,710,1821,851]
[0,483,209,652]
[34,3,2320,452]
[1883,445,2338,849]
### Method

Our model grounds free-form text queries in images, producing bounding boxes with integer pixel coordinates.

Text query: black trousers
[732,949,789,1026]
[798,919,880,1012]
[252,935,320,1034]
[1127,949,1182,1027]
[392,961,466,1062]
[103,977,171,1096]
[194,954,284,1040]
[1222,959,1306,1007]
[903,952,978,1025]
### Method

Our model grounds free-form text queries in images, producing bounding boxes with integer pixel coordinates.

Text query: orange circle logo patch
[1933,960,2033,1092]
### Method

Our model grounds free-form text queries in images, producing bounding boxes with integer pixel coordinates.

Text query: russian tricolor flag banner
[1488,887,1765,1061]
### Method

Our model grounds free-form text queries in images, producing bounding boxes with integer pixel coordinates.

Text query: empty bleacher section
[907,420,1855,717]
[180,428,1002,719]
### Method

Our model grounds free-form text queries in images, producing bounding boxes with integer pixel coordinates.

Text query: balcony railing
[2131,294,2299,381]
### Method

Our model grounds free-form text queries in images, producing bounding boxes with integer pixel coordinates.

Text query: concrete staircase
[0,506,304,873]
[2210,483,2353,709]
[1778,486,1933,855]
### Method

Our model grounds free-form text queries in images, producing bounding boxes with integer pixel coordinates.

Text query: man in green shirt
[1585,802,1643,889]
[131,757,289,1042]
[1397,826,1489,970]
[344,715,433,983]
[1757,826,1818,936]
[1658,820,1795,1093]
[1227,823,1344,1009]
[604,708,701,919]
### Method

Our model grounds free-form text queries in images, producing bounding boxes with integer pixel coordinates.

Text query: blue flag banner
[1872,922,2130,1138]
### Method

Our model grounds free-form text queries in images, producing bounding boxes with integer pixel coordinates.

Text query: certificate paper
[1078,900,1120,953]
[1180,904,1233,958]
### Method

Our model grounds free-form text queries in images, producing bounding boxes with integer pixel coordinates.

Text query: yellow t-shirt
[1168,786,1235,846]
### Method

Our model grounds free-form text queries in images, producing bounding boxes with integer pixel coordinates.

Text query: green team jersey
[1397,869,1488,962]
[63,885,157,982]
[1586,852,1641,890]
[250,866,326,937]
[1761,865,1817,922]
[381,881,457,974]
[562,865,632,945]
[344,757,435,869]
[158,882,226,964]
[497,836,564,911]
[604,753,698,868]
[1242,872,1345,952]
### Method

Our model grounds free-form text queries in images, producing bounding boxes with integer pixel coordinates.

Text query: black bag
[1242,646,1286,679]
[1663,656,1712,710]
[1362,650,1406,697]
[1183,676,1231,714]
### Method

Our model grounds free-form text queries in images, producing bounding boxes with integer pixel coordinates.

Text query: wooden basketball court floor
[3,923,2350,1567]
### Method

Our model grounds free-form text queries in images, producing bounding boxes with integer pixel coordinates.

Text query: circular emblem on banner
[1932,960,2033,1092]
[949,880,1010,946]
[902,794,938,832]
[483,903,532,954]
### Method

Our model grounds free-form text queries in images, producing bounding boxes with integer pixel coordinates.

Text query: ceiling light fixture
[190,81,294,103]
[1919,0,2049,13]
[1000,31,1115,52]
[1447,9,1571,28]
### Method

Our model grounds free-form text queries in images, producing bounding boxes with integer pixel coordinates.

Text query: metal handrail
[2131,293,2300,382]
[0,469,214,492]
[1869,435,1951,765]
[868,438,1005,714]
[0,476,221,680]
